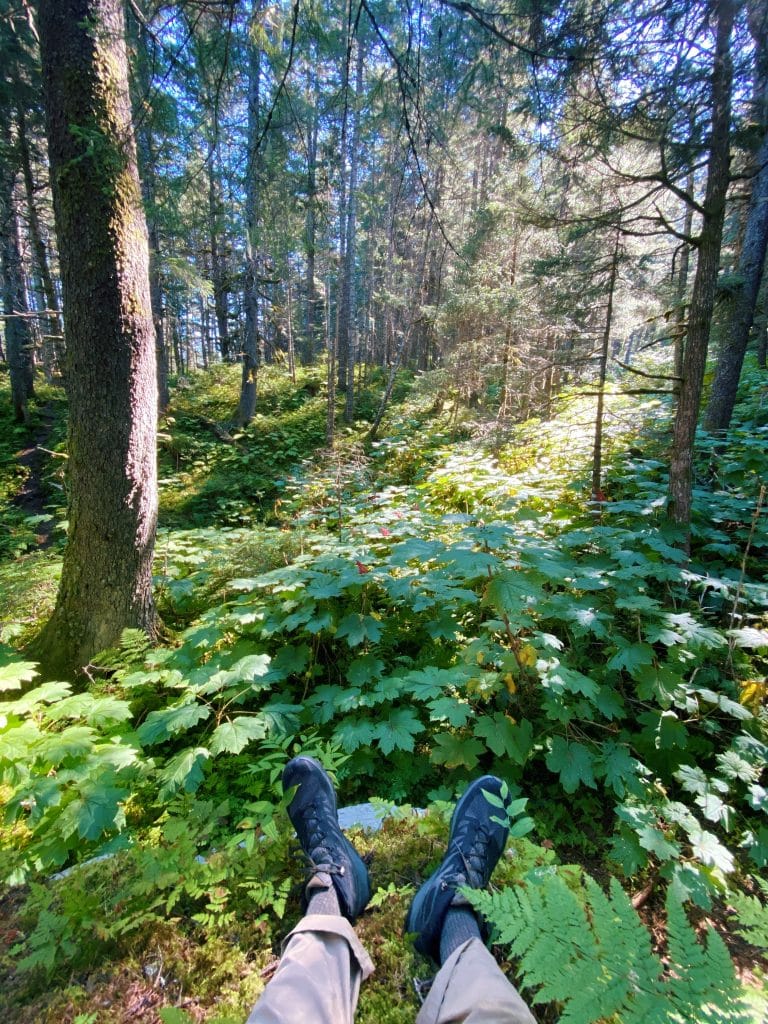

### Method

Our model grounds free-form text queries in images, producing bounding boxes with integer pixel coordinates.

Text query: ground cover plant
[0,360,767,1022]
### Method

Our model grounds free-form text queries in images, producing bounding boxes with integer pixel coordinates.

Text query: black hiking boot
[282,755,371,922]
[405,775,510,961]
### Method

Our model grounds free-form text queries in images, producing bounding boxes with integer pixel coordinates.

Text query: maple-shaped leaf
[688,827,734,872]
[598,742,639,797]
[607,640,655,677]
[333,716,377,753]
[137,699,211,745]
[306,684,349,724]
[0,661,38,693]
[429,695,473,727]
[359,674,405,707]
[545,665,598,700]
[4,681,71,716]
[636,824,680,861]
[157,746,210,799]
[58,780,128,841]
[545,736,597,793]
[347,654,385,688]
[210,715,268,755]
[485,571,543,618]
[430,731,484,769]
[39,725,97,765]
[608,830,647,876]
[373,707,424,754]
[405,664,472,700]
[594,686,625,720]
[474,713,533,765]
[336,613,382,647]
[639,709,689,750]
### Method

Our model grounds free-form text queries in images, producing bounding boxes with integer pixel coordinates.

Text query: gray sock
[439,905,482,964]
[306,872,341,916]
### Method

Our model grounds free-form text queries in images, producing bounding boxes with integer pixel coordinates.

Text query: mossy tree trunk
[668,0,735,539]
[704,0,768,432]
[34,0,158,678]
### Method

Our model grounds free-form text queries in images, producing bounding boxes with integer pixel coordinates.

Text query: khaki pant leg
[246,913,375,1024]
[415,938,536,1024]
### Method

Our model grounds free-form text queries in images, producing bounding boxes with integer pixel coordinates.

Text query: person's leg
[415,938,535,1024]
[247,757,373,1024]
[406,776,536,1024]
[246,913,373,1024]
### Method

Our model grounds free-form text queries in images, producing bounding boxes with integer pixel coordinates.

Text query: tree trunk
[668,0,736,537]
[343,37,363,423]
[704,0,768,431]
[286,271,296,383]
[672,180,695,388]
[368,211,434,441]
[16,103,63,380]
[592,228,621,500]
[209,158,230,362]
[304,57,321,364]
[326,273,336,445]
[238,15,262,426]
[34,0,158,677]
[129,8,169,414]
[1,174,36,423]
[335,35,351,399]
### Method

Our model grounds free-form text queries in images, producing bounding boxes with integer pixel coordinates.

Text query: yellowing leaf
[504,672,517,694]
[518,645,537,669]
[740,680,767,712]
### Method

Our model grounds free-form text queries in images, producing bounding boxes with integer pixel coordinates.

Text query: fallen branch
[611,357,681,381]
[631,870,660,910]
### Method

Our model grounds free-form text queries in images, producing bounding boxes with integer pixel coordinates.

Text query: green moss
[0,550,61,646]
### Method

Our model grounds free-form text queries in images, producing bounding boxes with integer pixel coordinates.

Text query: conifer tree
[34,0,158,676]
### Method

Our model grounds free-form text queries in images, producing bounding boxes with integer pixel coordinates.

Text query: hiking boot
[282,755,371,921]
[405,775,510,961]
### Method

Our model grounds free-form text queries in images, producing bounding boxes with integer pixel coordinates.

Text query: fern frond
[119,628,152,661]
[470,869,751,1024]
[665,893,751,1024]
[727,877,768,950]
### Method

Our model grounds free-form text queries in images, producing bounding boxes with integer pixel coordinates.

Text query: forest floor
[12,400,59,549]
[1,361,767,1023]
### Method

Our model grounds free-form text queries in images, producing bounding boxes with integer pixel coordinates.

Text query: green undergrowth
[2,808,766,1024]
[1,358,767,1021]
[158,363,411,528]
[0,382,67,561]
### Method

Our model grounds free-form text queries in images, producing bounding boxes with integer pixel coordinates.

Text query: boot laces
[440,824,491,891]
[300,801,345,877]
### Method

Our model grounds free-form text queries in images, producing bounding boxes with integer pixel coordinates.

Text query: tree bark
[704,0,768,431]
[238,13,263,426]
[672,178,695,388]
[592,227,621,500]
[335,32,351,399]
[304,56,322,364]
[16,102,63,380]
[129,8,169,413]
[343,37,363,423]
[34,0,158,677]
[668,0,736,536]
[1,173,36,423]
